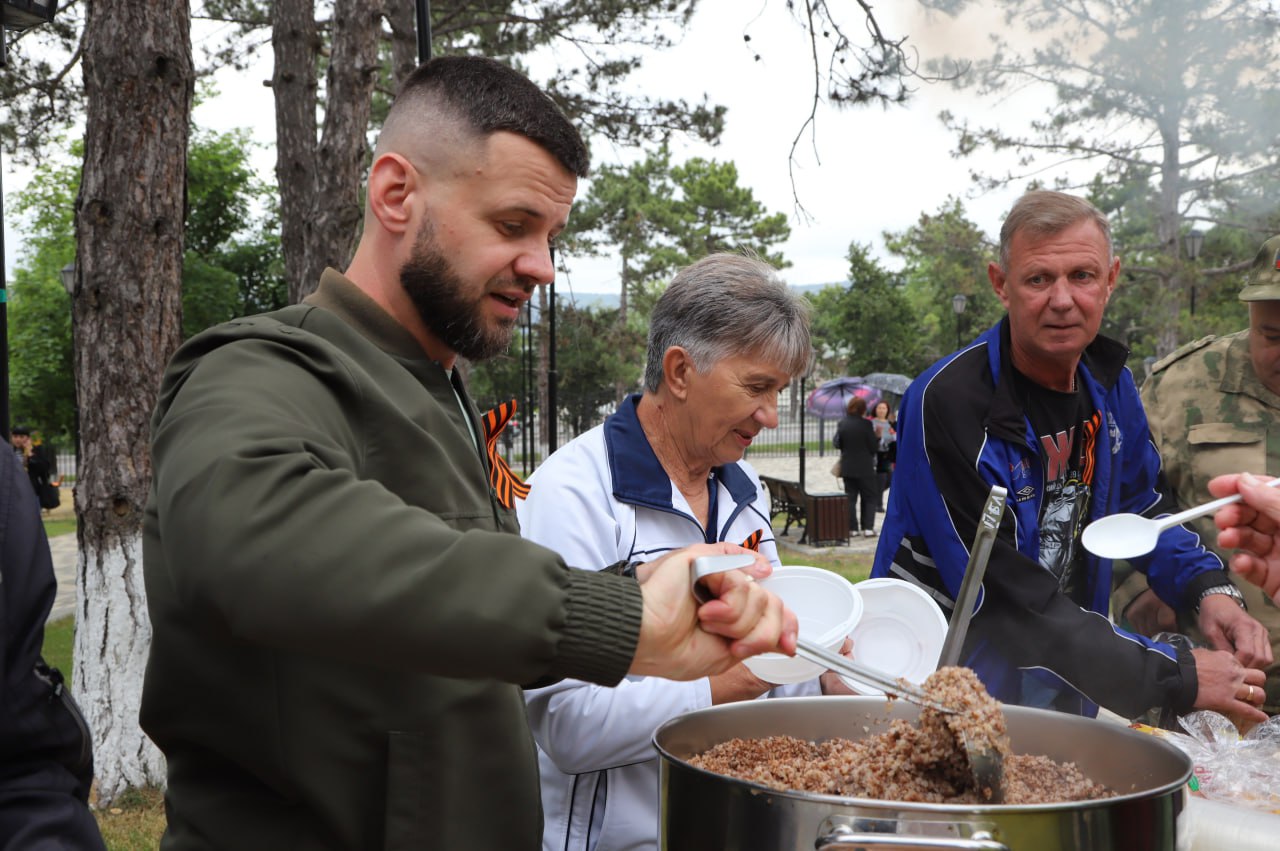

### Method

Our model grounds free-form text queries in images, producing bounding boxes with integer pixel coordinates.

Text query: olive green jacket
[1112,331,1280,714]
[141,270,642,849]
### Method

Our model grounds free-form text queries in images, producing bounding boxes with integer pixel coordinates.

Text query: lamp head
[2,0,58,31]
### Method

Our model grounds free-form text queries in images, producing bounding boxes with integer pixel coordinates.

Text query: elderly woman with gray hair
[517,252,853,851]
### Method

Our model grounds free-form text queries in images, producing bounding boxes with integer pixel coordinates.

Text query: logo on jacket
[1009,457,1036,502]
[1107,411,1122,455]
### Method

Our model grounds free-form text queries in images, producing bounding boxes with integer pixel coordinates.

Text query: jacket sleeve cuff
[1180,569,1234,613]
[550,569,643,687]
[1170,642,1198,716]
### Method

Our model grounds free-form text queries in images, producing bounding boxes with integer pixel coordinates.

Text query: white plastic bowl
[742,565,863,684]
[841,577,948,694]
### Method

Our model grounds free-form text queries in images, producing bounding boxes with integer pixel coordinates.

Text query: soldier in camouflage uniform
[1112,234,1280,716]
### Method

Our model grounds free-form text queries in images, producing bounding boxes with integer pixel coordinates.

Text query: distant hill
[559,281,846,311]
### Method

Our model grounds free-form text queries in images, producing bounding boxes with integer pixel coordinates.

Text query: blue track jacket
[872,319,1232,719]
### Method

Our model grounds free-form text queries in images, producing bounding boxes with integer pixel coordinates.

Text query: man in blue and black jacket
[873,190,1271,724]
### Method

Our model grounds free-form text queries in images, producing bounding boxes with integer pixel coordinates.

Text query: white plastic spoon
[1081,476,1280,560]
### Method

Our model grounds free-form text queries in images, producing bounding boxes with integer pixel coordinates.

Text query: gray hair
[643,253,812,392]
[999,190,1112,271]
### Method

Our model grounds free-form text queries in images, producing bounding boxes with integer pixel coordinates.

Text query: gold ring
[1249,685,1256,703]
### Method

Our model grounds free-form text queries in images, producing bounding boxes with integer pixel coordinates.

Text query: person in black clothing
[10,426,59,511]
[0,441,104,849]
[834,396,879,538]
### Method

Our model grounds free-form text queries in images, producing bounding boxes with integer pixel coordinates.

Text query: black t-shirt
[1009,365,1100,605]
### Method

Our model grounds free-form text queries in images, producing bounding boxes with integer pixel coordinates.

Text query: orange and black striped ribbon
[740,529,763,552]
[481,400,531,509]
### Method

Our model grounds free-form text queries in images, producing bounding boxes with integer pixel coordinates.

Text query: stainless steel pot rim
[653,749,1190,813]
[653,697,1193,813]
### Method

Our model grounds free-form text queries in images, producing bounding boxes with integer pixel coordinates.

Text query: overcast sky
[3,0,1039,295]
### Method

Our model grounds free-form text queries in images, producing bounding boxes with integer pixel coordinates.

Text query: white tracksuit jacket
[517,395,818,851]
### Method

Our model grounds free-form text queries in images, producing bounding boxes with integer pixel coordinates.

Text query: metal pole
[547,245,557,453]
[522,302,531,476]
[1,124,10,441]
[415,0,432,63]
[1,19,9,439]
[798,373,807,494]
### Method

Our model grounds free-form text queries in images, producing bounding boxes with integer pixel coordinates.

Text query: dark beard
[400,226,518,362]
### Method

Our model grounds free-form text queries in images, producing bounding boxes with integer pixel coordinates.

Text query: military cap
[1239,234,1280,301]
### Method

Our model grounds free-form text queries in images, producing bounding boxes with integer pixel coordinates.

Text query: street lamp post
[415,0,432,62]
[1185,228,1205,316]
[1,0,63,439]
[951,292,968,350]
[60,260,78,477]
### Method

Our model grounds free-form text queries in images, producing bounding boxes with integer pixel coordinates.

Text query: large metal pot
[655,696,1191,851]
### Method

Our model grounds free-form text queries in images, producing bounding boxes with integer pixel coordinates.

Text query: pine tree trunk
[273,0,381,303]
[74,0,193,803]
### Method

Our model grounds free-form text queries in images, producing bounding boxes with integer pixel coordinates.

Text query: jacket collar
[984,317,1131,443]
[305,268,432,363]
[603,394,759,511]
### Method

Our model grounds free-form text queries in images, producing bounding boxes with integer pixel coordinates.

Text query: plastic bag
[1157,711,1280,813]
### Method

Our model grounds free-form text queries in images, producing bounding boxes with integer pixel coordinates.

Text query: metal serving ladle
[933,485,1008,803]
[1081,475,1280,560]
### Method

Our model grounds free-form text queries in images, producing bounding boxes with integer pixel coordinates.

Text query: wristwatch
[603,559,642,579]
[1194,583,1247,614]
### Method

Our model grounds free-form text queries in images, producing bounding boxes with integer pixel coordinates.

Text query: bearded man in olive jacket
[141,56,795,851]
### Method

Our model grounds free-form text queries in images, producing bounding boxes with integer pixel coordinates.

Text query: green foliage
[181,254,242,340]
[566,147,791,322]
[7,127,283,439]
[6,273,74,436]
[466,301,643,440]
[807,244,919,378]
[554,304,643,432]
[186,128,260,254]
[883,198,1000,368]
[465,336,528,419]
[923,0,1280,355]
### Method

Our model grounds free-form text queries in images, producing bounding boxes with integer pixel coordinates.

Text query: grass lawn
[779,548,874,586]
[43,517,77,539]
[41,622,167,849]
[42,616,75,678]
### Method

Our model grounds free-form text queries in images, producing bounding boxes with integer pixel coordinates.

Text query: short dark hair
[10,424,31,436]
[394,55,590,178]
[847,397,867,417]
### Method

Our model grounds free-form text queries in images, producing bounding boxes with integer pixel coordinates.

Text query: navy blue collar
[603,394,760,512]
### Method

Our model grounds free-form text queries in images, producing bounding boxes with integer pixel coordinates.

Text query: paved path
[48,532,77,623]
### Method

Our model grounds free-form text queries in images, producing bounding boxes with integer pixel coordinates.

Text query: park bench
[761,475,806,537]
[760,475,849,547]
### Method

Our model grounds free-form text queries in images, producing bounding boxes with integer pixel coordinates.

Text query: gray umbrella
[862,372,913,396]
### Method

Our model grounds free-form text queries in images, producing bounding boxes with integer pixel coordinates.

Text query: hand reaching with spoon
[1209,472,1280,604]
